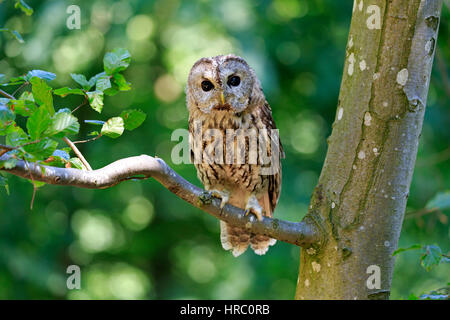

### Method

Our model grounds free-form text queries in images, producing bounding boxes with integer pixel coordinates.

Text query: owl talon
[209,189,230,209]
[245,195,263,221]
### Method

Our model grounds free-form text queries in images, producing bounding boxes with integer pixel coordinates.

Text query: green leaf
[25,70,56,81]
[23,138,58,159]
[26,107,51,140]
[8,99,36,117]
[86,91,104,113]
[30,77,54,115]
[120,109,146,131]
[0,28,24,43]
[70,73,91,90]
[426,191,450,211]
[0,74,5,84]
[0,105,15,125]
[28,179,46,188]
[14,0,33,16]
[45,110,80,138]
[103,48,131,75]
[96,75,112,92]
[88,131,99,136]
[6,125,28,147]
[53,87,85,97]
[88,72,105,89]
[69,157,87,170]
[0,157,18,169]
[112,73,131,91]
[19,91,34,102]
[420,245,442,272]
[101,117,124,138]
[392,244,422,256]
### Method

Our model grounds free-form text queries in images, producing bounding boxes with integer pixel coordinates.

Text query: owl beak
[220,92,225,105]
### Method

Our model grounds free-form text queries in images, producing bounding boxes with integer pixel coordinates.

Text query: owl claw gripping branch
[186,55,284,257]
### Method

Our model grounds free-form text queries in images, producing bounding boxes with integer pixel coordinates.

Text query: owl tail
[220,221,250,257]
[250,234,277,255]
[220,221,276,257]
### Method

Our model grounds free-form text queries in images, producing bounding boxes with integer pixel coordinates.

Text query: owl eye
[201,80,214,92]
[227,75,240,87]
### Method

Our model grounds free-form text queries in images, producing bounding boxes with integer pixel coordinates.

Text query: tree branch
[0,153,322,248]
[62,137,92,171]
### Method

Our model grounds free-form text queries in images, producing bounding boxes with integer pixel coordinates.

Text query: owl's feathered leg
[244,194,263,221]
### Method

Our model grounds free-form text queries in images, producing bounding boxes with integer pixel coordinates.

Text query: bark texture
[295,0,443,300]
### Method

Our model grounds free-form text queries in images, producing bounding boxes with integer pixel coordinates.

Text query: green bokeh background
[0,0,448,299]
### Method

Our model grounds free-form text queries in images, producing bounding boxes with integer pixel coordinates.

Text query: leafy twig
[72,134,102,144]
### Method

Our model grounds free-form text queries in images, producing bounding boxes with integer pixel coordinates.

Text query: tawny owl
[186,54,284,257]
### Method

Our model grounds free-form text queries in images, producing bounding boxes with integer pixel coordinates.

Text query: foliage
[0,48,146,192]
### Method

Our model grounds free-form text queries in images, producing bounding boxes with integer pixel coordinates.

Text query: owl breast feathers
[186,54,284,257]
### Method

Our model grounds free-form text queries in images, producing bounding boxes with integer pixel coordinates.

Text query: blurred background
[0,0,448,299]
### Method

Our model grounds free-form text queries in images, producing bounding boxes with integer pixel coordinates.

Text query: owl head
[186,55,260,114]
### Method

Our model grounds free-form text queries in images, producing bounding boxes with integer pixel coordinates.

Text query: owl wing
[256,101,284,215]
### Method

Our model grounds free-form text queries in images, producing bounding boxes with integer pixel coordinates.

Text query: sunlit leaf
[25,70,56,81]
[96,75,112,92]
[53,87,85,97]
[88,72,105,89]
[104,48,131,75]
[30,77,54,115]
[70,73,92,90]
[120,109,146,131]
[112,73,131,91]
[86,91,104,113]
[45,110,80,138]
[69,157,87,170]
[101,117,124,138]
[26,107,51,140]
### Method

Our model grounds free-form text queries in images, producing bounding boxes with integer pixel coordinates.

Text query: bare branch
[0,89,14,99]
[62,137,93,171]
[0,153,322,248]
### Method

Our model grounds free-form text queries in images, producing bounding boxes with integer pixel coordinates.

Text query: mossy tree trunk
[295,0,443,300]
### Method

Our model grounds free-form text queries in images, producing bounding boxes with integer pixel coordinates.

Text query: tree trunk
[295,0,443,300]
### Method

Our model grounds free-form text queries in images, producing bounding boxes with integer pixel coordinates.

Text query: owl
[186,54,284,257]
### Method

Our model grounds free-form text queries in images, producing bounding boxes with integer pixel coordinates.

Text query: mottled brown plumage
[186,55,284,257]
